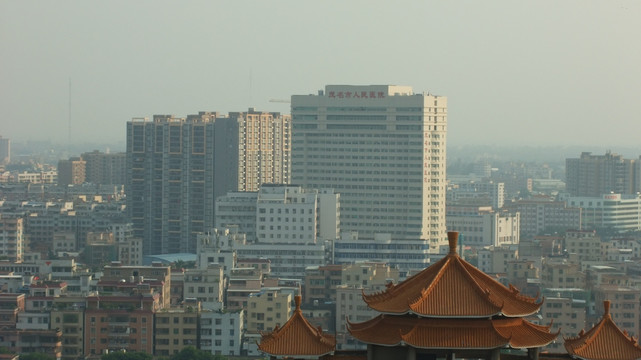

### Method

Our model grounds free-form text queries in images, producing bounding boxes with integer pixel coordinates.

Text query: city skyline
[2,1,640,147]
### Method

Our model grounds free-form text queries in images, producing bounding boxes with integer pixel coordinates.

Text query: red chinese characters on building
[327,91,386,99]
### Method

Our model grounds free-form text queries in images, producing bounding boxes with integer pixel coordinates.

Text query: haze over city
[2,1,640,148]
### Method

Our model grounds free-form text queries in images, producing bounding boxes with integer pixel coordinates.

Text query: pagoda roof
[363,232,542,318]
[347,314,558,349]
[565,300,641,360]
[258,295,336,358]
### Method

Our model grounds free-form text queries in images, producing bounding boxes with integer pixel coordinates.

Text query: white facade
[256,185,339,244]
[200,310,244,357]
[216,185,340,244]
[183,265,224,310]
[567,193,641,232]
[292,85,447,253]
[215,192,259,241]
[234,242,327,280]
[333,232,430,276]
[16,312,50,330]
[446,206,519,247]
[446,180,505,209]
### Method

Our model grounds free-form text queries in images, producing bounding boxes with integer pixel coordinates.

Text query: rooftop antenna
[68,77,72,150]
[249,68,253,108]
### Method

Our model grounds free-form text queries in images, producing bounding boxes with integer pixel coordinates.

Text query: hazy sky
[1,1,640,147]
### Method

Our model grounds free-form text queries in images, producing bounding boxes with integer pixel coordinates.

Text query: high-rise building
[81,150,127,185]
[57,157,86,185]
[0,136,10,165]
[126,114,216,254]
[127,110,291,255]
[214,109,291,197]
[566,151,641,197]
[291,85,447,252]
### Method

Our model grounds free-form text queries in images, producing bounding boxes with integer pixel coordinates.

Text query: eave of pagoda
[362,232,542,318]
[347,314,558,350]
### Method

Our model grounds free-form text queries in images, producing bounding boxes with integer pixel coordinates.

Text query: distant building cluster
[5,88,641,358]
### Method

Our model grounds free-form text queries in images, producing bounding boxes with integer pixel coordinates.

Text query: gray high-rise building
[0,136,9,165]
[82,150,127,185]
[126,110,292,255]
[126,114,216,254]
[566,151,641,197]
[291,85,448,253]
[214,109,291,196]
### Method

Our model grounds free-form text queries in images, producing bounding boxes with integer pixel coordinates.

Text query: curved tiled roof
[347,314,558,349]
[258,296,336,358]
[565,300,641,360]
[363,232,542,317]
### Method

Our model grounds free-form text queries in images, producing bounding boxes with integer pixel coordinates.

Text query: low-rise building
[0,214,24,262]
[200,309,244,357]
[304,264,343,305]
[593,285,641,337]
[565,230,601,262]
[542,259,586,289]
[446,206,519,247]
[153,303,199,356]
[246,289,291,333]
[540,296,587,353]
[477,245,518,274]
[183,264,224,310]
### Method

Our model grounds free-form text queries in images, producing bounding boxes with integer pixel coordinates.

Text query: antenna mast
[68,78,72,149]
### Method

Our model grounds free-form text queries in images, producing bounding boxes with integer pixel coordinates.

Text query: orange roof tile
[565,300,641,360]
[347,314,558,350]
[258,296,336,358]
[363,232,542,317]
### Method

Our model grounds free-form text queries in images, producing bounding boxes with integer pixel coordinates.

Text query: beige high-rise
[291,85,447,253]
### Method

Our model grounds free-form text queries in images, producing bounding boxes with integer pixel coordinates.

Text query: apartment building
[246,289,291,333]
[215,109,291,194]
[0,214,23,262]
[200,309,244,357]
[183,264,224,310]
[446,205,519,247]
[81,150,126,185]
[154,304,199,356]
[57,157,86,186]
[566,151,641,197]
[510,198,582,237]
[564,230,602,262]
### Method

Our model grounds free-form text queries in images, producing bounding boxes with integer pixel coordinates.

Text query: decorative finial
[448,232,459,255]
[604,300,611,317]
[295,295,302,311]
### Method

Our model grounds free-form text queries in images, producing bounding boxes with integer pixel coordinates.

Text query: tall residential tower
[126,110,291,255]
[291,85,447,253]
[127,114,217,254]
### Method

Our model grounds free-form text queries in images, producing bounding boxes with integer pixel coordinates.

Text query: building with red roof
[565,300,641,360]
[347,232,558,360]
[258,295,336,359]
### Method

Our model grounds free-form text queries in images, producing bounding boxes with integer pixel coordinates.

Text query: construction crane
[269,99,291,104]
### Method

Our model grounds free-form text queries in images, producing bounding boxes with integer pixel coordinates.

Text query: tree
[171,260,196,270]
[20,353,55,360]
[170,346,227,360]
[101,351,153,360]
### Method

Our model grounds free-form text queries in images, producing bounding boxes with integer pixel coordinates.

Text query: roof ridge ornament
[603,300,611,318]
[447,231,459,255]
